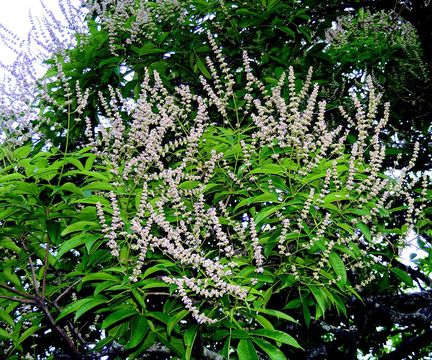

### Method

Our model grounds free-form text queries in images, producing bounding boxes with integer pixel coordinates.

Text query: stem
[20,239,40,296]
[42,238,51,298]
[41,304,80,354]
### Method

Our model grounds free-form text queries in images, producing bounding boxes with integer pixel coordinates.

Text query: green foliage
[0,0,431,359]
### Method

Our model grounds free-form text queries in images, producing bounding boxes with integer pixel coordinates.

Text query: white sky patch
[399,229,429,267]
[0,0,64,64]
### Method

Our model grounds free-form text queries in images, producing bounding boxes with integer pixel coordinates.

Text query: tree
[0,1,431,359]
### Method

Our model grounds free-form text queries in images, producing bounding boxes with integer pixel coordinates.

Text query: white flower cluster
[79,42,425,323]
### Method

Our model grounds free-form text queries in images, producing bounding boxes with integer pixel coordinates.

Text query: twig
[54,278,82,303]
[141,342,224,359]
[20,238,40,296]
[42,239,50,298]
[144,292,171,297]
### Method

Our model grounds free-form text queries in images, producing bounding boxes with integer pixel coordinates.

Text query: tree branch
[0,283,38,300]
[391,258,432,287]
[381,328,432,359]
[0,295,37,305]
[40,304,80,355]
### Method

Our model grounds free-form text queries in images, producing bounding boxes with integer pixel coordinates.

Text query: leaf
[74,297,108,322]
[309,286,327,316]
[82,181,115,191]
[323,192,349,204]
[0,310,14,326]
[142,263,174,279]
[249,329,302,349]
[178,180,201,190]
[235,192,279,210]
[137,279,171,289]
[302,300,311,327]
[329,252,347,285]
[130,331,157,357]
[146,311,171,324]
[17,326,40,344]
[82,272,121,283]
[237,339,259,360]
[125,316,148,349]
[254,308,298,323]
[184,326,198,360]
[63,156,84,171]
[256,314,274,330]
[63,170,110,181]
[255,205,285,225]
[99,57,120,68]
[13,145,32,160]
[278,26,295,38]
[357,222,371,242]
[60,182,83,195]
[56,234,99,259]
[94,281,118,295]
[252,337,287,360]
[132,43,166,56]
[298,25,312,43]
[57,296,107,322]
[46,220,61,245]
[332,293,347,317]
[102,308,137,329]
[11,182,39,195]
[250,164,285,176]
[0,327,12,340]
[131,288,146,309]
[3,267,22,289]
[0,238,21,253]
[195,55,211,79]
[0,173,26,182]
[230,329,250,339]
[61,221,99,236]
[358,7,365,21]
[157,332,185,357]
[167,309,189,335]
[390,268,413,287]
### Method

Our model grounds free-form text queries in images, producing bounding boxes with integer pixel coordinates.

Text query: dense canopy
[0,1,431,359]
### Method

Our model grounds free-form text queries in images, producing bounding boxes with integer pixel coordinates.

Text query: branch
[358,290,432,327]
[40,304,80,355]
[51,302,87,345]
[0,295,37,305]
[54,278,82,303]
[391,258,432,287]
[303,290,432,358]
[381,328,432,359]
[139,343,223,359]
[0,283,38,300]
